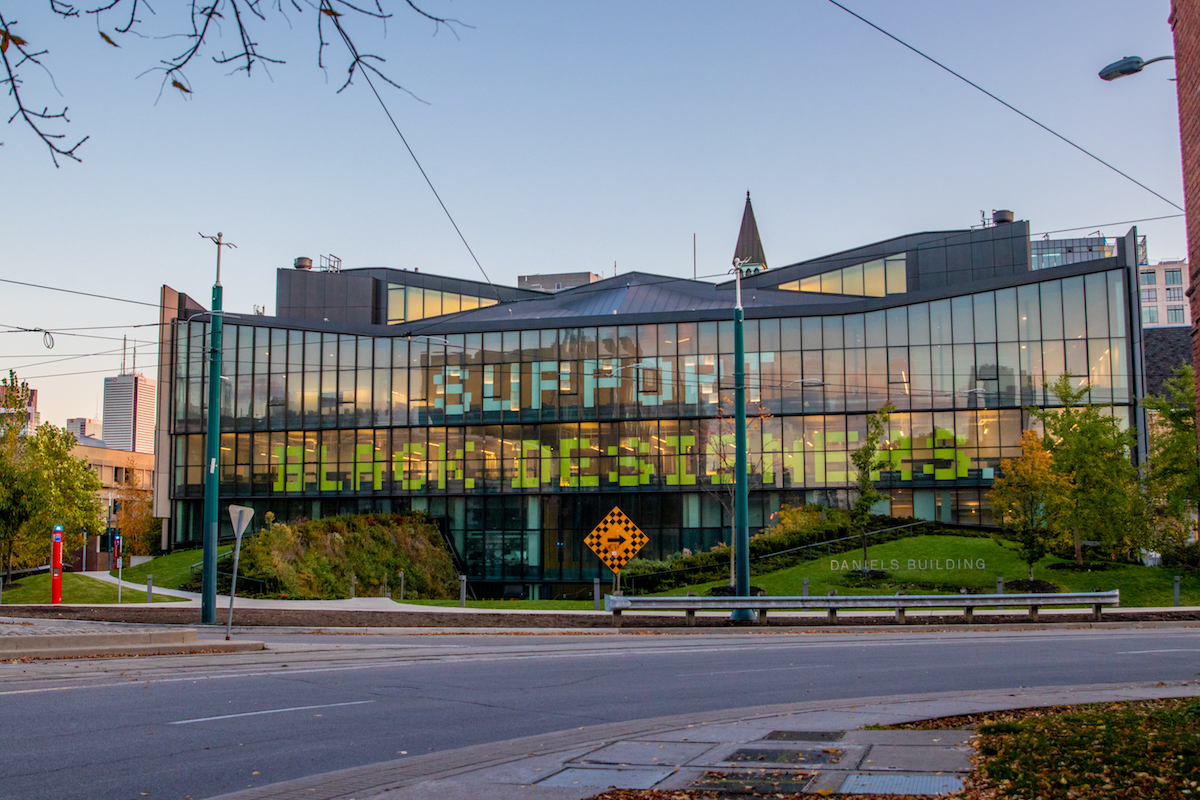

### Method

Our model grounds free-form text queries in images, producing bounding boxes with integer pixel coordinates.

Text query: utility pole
[199,231,236,625]
[730,260,754,622]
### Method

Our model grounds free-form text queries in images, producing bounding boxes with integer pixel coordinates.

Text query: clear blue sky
[0,0,1183,428]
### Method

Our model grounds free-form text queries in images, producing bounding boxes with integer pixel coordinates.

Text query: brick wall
[1171,1,1200,434]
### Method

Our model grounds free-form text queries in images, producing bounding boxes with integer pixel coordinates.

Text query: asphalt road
[3,625,1199,800]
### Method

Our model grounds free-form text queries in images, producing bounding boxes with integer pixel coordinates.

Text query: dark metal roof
[732,192,767,268]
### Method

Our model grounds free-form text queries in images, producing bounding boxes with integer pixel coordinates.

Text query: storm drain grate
[762,730,844,742]
[729,746,844,765]
[838,773,966,795]
[690,769,815,795]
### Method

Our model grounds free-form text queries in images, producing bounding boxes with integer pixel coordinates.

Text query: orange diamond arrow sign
[584,506,649,573]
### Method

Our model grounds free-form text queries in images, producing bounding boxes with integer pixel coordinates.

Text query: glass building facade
[160,221,1145,597]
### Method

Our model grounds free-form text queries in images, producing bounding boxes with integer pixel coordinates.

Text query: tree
[0,371,39,587]
[1,1,467,165]
[113,456,158,557]
[0,371,102,585]
[1033,374,1142,564]
[1142,364,1200,562]
[22,423,104,566]
[850,403,894,573]
[989,430,1070,579]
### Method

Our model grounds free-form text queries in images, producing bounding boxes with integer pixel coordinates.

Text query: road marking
[677,664,832,677]
[167,699,374,725]
[1117,649,1200,655]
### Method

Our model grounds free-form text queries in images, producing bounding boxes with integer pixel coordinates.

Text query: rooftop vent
[993,210,1014,225]
[294,257,313,270]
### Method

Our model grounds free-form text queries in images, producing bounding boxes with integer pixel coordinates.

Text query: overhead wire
[323,2,502,303]
[826,0,1184,212]
[0,277,159,308]
[1033,214,1187,237]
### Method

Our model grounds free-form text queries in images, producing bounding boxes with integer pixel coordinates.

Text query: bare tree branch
[1,13,88,166]
[4,0,467,163]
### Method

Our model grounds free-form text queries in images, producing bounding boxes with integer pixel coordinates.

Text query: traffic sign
[228,505,255,541]
[584,507,649,573]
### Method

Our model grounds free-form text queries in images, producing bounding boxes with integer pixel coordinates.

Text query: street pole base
[729,608,757,623]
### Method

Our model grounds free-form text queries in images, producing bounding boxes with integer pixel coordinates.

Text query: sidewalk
[0,615,264,658]
[209,678,1200,799]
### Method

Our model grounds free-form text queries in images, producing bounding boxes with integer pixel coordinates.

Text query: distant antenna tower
[120,336,127,375]
[319,254,342,273]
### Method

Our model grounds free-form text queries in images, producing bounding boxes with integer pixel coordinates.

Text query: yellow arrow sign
[584,506,649,574]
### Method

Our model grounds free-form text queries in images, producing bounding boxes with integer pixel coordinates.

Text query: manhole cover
[691,770,815,795]
[762,730,844,742]
[729,746,844,765]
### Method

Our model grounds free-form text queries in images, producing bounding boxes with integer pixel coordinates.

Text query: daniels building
[155,203,1147,598]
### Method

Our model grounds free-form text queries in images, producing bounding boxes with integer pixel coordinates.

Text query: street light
[1099,55,1175,81]
[199,231,236,625]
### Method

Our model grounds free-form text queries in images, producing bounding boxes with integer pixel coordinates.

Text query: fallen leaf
[99,31,119,47]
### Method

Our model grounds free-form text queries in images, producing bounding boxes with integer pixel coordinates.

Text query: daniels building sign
[831,558,988,572]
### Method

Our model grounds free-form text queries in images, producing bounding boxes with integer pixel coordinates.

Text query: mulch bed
[0,605,1198,629]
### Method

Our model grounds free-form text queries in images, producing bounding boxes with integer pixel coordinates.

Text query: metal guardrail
[604,590,1121,627]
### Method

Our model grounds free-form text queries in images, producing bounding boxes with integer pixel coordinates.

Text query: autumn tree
[989,430,1070,579]
[1,1,467,165]
[1032,375,1142,564]
[1142,364,1200,563]
[113,457,158,558]
[850,403,894,572]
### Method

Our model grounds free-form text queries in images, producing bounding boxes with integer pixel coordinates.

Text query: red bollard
[51,525,63,605]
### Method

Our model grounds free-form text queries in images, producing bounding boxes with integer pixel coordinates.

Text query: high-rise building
[1138,260,1192,328]
[103,374,156,453]
[0,384,39,434]
[65,417,103,442]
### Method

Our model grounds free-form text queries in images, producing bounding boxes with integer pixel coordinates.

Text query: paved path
[208,678,1200,799]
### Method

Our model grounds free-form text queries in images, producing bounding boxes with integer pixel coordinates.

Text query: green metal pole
[731,266,754,622]
[201,233,227,625]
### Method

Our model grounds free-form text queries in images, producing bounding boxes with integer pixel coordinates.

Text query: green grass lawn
[111,545,233,590]
[1,572,184,604]
[640,535,1200,608]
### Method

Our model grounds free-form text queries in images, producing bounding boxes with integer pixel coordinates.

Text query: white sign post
[225,505,255,641]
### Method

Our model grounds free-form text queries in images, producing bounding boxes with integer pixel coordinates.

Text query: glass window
[1141,289,1158,303]
[1061,276,1087,340]
[406,287,423,322]
[1084,273,1109,338]
[1142,306,1159,324]
[1167,288,1185,302]
[800,274,821,293]
[972,292,996,343]
[885,307,907,346]
[1107,271,1126,337]
[1016,284,1041,341]
[759,318,781,352]
[885,254,906,295]
[801,317,822,350]
[863,259,886,297]
[442,292,461,315]
[951,295,973,344]
[820,270,843,294]
[864,310,886,348]
[908,303,930,346]
[425,291,443,319]
[1165,269,1183,285]
[843,314,865,348]
[842,262,864,296]
[1040,281,1064,340]
[1168,306,1186,324]
[1140,271,1156,285]
[822,316,843,349]
[928,299,952,345]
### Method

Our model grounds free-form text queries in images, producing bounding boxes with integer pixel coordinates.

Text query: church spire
[732,191,767,269]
